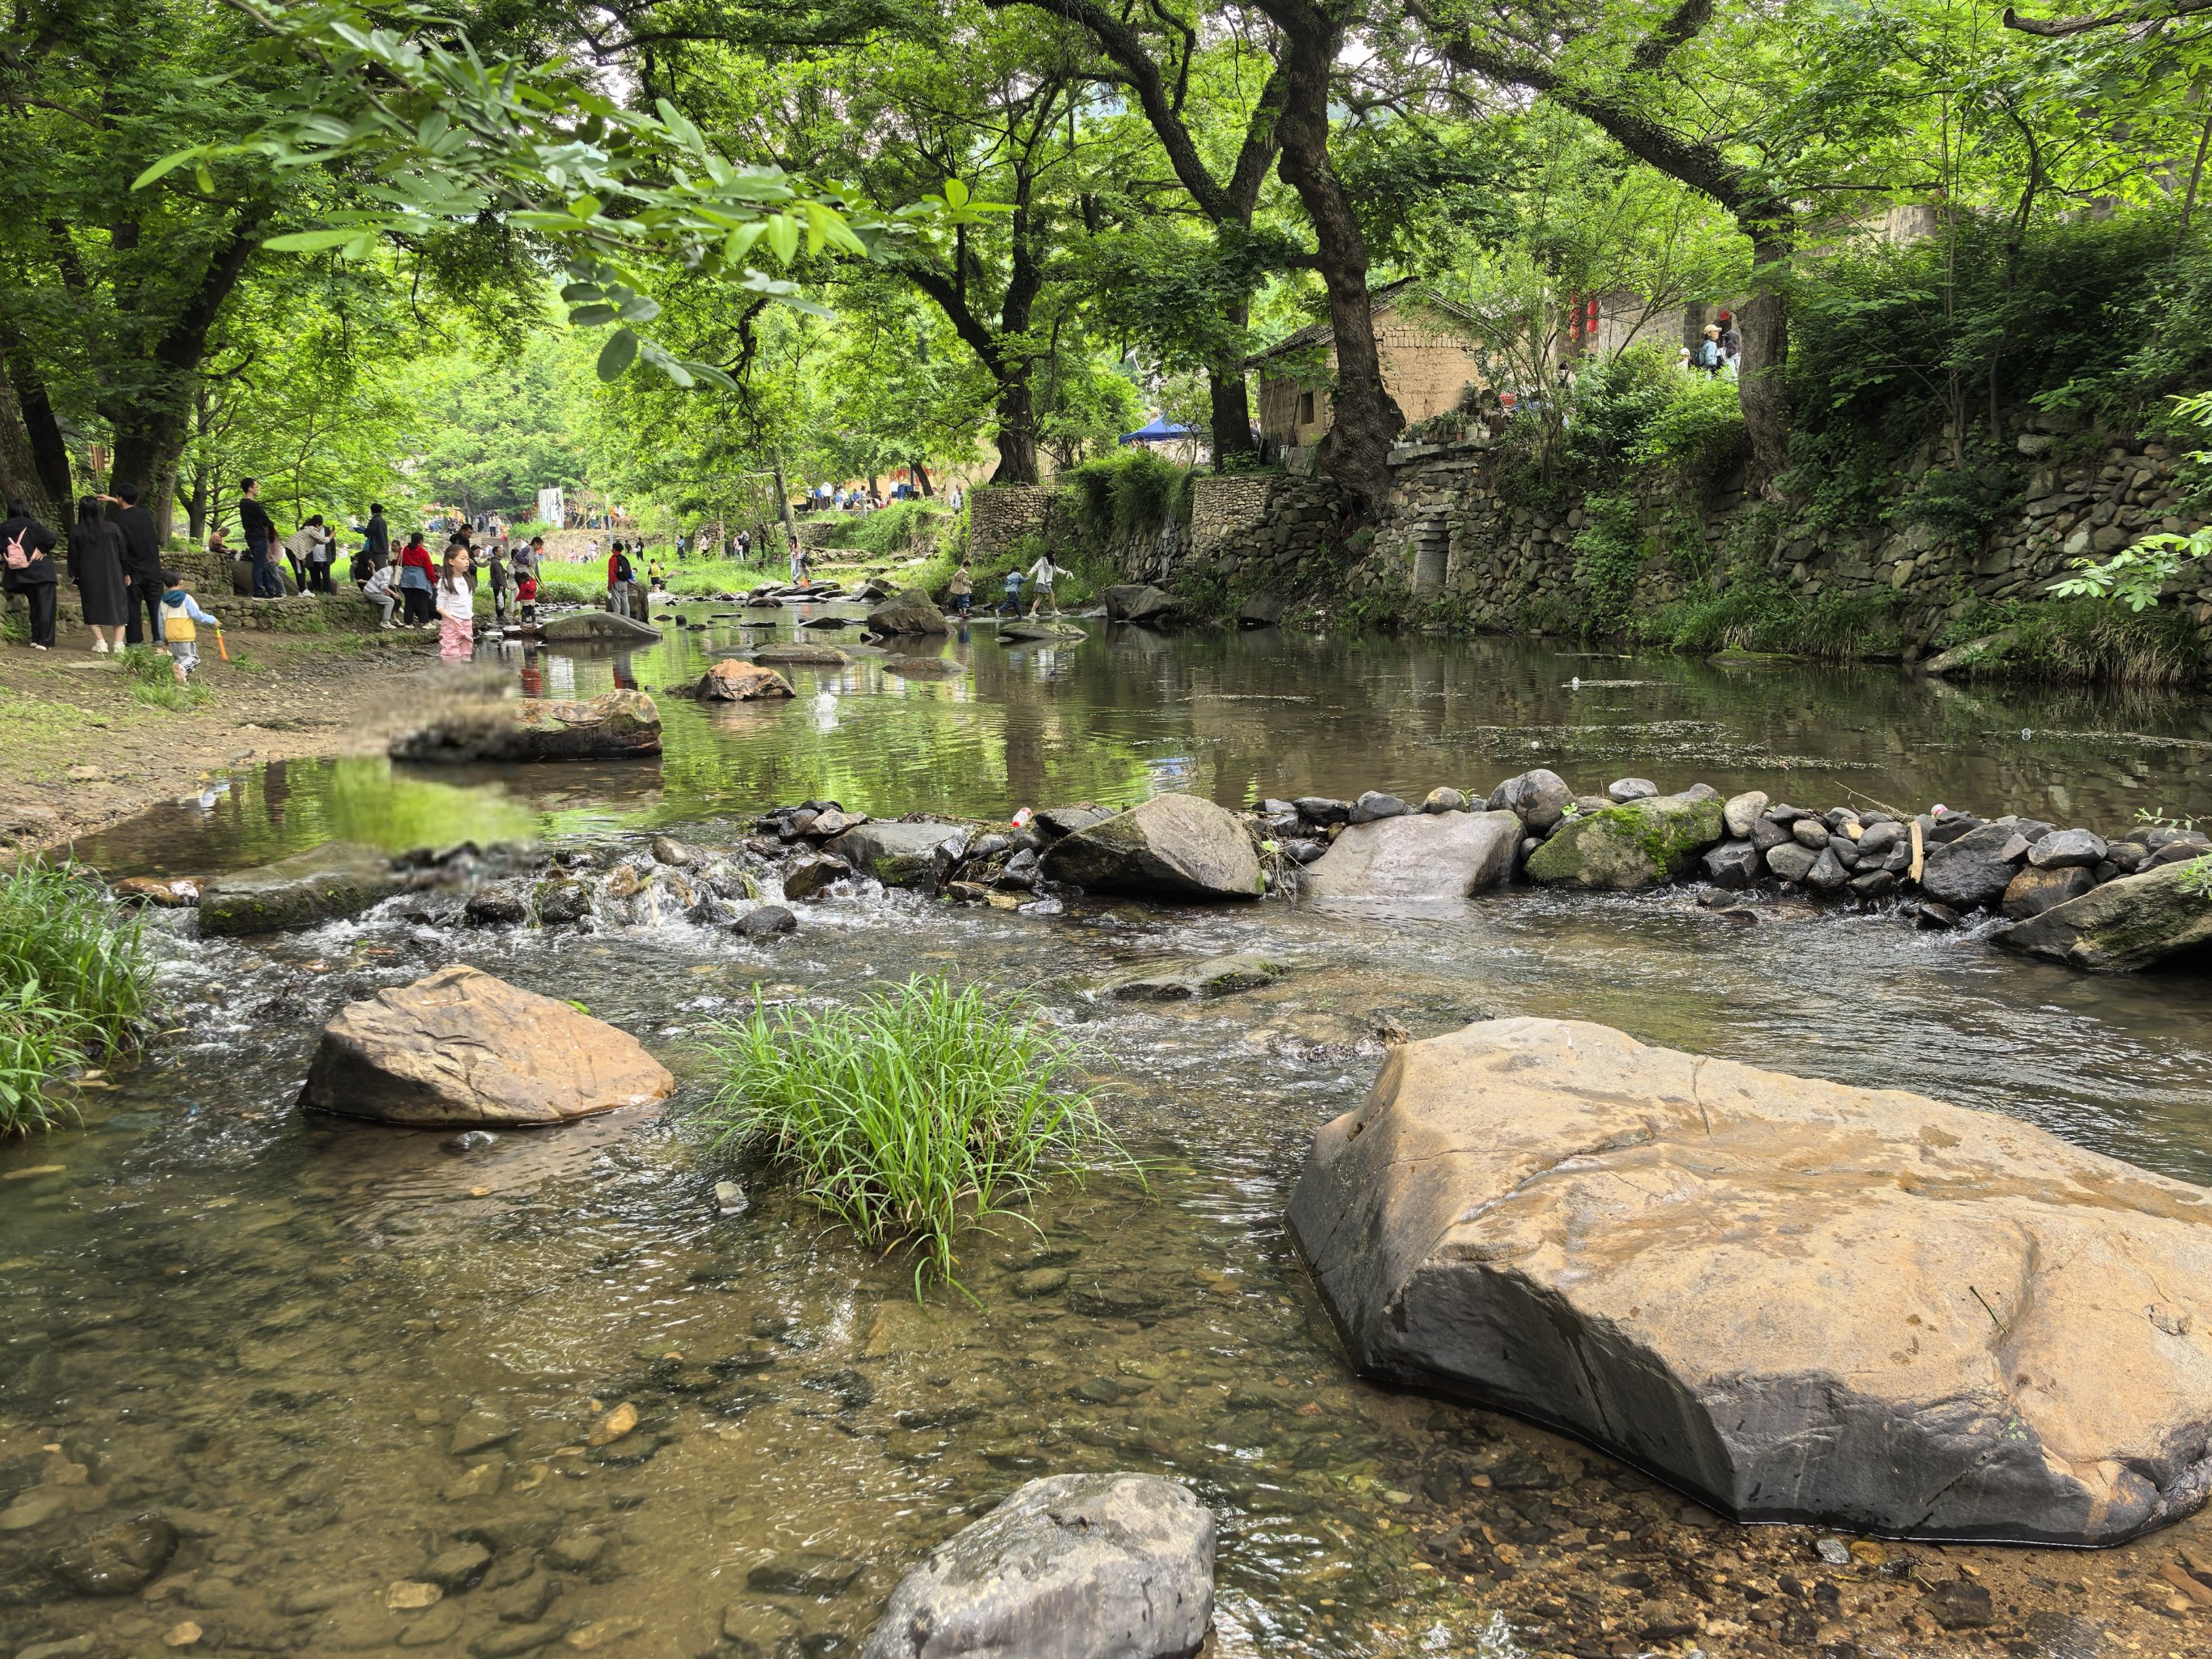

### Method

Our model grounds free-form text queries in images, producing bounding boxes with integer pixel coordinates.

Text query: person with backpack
[0,500,59,650]
[1694,324,1724,375]
[155,570,219,685]
[68,496,128,654]
[606,539,637,616]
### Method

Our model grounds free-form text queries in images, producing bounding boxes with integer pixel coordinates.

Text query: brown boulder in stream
[697,659,795,701]
[390,690,661,762]
[1288,1016,2212,1546]
[300,965,674,1127]
[866,589,950,636]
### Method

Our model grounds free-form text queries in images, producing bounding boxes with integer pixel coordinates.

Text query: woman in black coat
[69,496,129,653]
[0,499,59,650]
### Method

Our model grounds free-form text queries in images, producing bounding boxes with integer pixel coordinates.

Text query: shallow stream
[7,603,2212,1659]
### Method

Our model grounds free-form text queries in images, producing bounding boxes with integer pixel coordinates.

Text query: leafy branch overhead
[133,0,1007,388]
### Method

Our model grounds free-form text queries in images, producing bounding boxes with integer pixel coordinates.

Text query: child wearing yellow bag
[156,569,220,685]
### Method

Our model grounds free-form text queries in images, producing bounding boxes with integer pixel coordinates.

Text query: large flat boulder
[390,690,662,762]
[867,589,950,637]
[198,842,406,936]
[1042,794,1263,901]
[537,610,662,643]
[1288,1016,2212,1546]
[860,1473,1214,1659]
[825,821,970,887]
[1102,583,1179,625]
[2000,859,2212,972]
[698,659,794,701]
[298,965,674,1127]
[1301,810,1522,900]
[1524,791,1724,889]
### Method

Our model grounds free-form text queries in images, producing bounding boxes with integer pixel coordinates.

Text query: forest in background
[7,0,2212,561]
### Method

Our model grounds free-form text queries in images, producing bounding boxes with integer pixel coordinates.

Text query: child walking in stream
[437,545,475,663]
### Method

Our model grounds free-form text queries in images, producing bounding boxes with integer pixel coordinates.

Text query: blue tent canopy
[1119,417,1197,444]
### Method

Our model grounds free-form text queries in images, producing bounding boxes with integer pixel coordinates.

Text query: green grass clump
[690,977,1126,1291]
[0,862,155,1134]
[1630,578,1907,660]
[115,646,209,710]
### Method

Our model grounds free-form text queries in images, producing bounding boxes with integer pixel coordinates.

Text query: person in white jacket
[1025,551,1060,617]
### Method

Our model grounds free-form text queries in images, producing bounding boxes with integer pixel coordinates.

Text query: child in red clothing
[517,573,539,626]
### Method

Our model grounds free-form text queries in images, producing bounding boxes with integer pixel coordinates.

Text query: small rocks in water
[1606,778,1658,803]
[163,1620,202,1648]
[748,1552,865,1596]
[1923,1577,1996,1630]
[781,855,851,901]
[443,1461,504,1501]
[53,1512,178,1594]
[1702,841,1761,890]
[1105,953,1287,1002]
[387,1580,444,1610]
[423,1541,493,1590]
[715,1180,750,1217]
[586,1402,638,1447]
[543,1529,609,1572]
[441,1130,499,1154]
[1347,791,1409,824]
[450,1408,515,1456]
[1765,842,1818,885]
[735,905,797,938]
[1790,817,1831,849]
[1486,768,1572,833]
[1012,1267,1070,1298]
[1913,899,1963,930]
[1292,795,1351,827]
[859,1473,1213,1659]
[1814,1536,1852,1565]
[1420,787,1467,813]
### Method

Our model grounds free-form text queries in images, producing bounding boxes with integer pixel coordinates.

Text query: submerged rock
[999,620,1088,642]
[753,642,849,666]
[2000,858,2212,971]
[1288,1015,2212,1546]
[536,611,663,644]
[867,589,950,637]
[1524,791,1725,889]
[299,965,675,1128]
[198,841,407,936]
[1102,953,1288,1001]
[860,1473,1214,1659]
[53,1513,178,1595]
[1300,811,1522,900]
[391,690,662,763]
[1042,795,1263,901]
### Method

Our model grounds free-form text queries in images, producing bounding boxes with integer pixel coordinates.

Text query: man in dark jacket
[360,502,390,570]
[1,500,60,650]
[239,477,279,598]
[109,484,164,645]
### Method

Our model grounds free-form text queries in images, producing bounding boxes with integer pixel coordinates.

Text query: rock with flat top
[1524,791,1724,889]
[860,1473,1213,1659]
[867,589,950,637]
[390,690,661,763]
[298,965,673,1127]
[199,842,406,936]
[537,611,662,644]
[1301,811,1522,900]
[1289,1015,2212,1546]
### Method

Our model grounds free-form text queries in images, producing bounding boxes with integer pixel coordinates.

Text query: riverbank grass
[0,863,154,1132]
[691,977,1124,1290]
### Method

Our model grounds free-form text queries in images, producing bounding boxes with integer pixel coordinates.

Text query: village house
[1247,281,1487,454]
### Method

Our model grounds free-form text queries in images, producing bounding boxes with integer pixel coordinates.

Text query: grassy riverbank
[0,861,153,1132]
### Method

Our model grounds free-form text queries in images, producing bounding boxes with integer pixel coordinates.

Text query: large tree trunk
[0,339,70,519]
[1737,227,1793,489]
[1268,7,1399,505]
[1209,296,1259,465]
[991,378,1040,485]
[108,416,189,546]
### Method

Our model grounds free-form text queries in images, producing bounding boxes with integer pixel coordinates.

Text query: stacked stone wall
[967,485,1058,566]
[1196,433,2212,642]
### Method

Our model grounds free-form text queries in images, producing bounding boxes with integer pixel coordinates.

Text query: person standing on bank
[360,501,390,570]
[239,479,280,598]
[397,530,437,626]
[69,496,129,654]
[1,499,60,650]
[107,484,165,643]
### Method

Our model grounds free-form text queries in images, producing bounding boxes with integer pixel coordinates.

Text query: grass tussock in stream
[692,977,1126,1291]
[0,862,154,1133]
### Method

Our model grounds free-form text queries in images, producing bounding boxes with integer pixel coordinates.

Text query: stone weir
[136,765,2211,975]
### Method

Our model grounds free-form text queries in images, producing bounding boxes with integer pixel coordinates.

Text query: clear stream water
[6,601,2212,1659]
